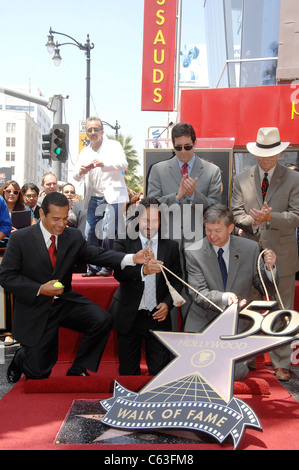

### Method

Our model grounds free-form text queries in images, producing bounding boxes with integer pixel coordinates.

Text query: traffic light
[42,130,53,160]
[51,124,69,163]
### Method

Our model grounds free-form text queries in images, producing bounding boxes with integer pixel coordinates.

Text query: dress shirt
[258,165,276,186]
[139,233,158,311]
[176,154,196,176]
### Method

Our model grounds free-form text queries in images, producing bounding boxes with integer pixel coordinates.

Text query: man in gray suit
[185,204,277,381]
[231,127,299,381]
[147,122,222,248]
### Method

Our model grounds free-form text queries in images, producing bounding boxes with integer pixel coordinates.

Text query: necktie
[261,172,269,200]
[144,239,157,311]
[181,162,188,177]
[48,235,57,268]
[217,248,227,289]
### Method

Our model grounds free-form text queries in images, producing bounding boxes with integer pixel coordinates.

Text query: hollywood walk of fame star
[139,303,294,404]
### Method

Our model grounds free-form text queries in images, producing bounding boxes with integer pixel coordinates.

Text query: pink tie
[48,235,57,268]
[181,162,188,176]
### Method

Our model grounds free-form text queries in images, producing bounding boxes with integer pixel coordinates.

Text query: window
[6,137,16,147]
[5,152,16,162]
[6,123,16,133]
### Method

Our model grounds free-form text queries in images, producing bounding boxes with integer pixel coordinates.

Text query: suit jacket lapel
[265,164,283,203]
[52,228,70,276]
[33,223,53,272]
[154,239,166,289]
[205,241,224,288]
[226,237,240,291]
[252,165,263,208]
[190,156,203,179]
[168,157,182,186]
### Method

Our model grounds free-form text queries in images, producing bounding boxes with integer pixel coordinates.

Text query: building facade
[204,0,281,88]
[0,85,68,188]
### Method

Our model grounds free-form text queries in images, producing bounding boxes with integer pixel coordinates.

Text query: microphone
[153,122,174,148]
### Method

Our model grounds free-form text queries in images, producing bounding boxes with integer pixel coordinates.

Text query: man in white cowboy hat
[231,127,299,382]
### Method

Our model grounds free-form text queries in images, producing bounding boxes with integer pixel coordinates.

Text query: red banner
[141,0,177,111]
[180,85,299,146]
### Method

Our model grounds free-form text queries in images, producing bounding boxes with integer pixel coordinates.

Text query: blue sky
[0,0,206,178]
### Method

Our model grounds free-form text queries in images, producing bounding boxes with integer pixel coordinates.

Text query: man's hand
[40,280,64,297]
[143,259,163,275]
[249,201,272,226]
[176,174,188,200]
[227,293,246,307]
[153,302,168,322]
[78,159,104,176]
[183,175,198,198]
[263,248,276,271]
[133,248,155,265]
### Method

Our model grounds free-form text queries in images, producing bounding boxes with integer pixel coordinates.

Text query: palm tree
[108,133,143,193]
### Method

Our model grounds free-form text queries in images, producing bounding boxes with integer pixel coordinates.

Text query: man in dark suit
[109,197,183,375]
[0,192,148,383]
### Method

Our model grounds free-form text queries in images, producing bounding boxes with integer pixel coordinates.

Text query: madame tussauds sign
[101,301,298,449]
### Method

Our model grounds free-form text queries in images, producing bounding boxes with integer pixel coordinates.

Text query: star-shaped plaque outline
[139,304,294,404]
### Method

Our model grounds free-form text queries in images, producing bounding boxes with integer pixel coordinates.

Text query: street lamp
[102,120,121,140]
[45,27,94,119]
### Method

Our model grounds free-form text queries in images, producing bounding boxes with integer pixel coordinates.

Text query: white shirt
[40,220,58,249]
[73,136,129,207]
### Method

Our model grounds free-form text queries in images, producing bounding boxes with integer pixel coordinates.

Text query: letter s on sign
[156,10,165,26]
[153,88,162,103]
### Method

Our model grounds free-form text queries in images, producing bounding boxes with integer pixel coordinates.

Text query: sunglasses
[174,145,194,151]
[86,127,103,133]
[4,189,19,195]
[64,190,75,194]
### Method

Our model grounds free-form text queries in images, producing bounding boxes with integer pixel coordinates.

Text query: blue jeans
[85,197,121,270]
[85,196,106,271]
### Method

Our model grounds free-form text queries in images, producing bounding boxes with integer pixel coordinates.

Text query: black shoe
[82,270,97,277]
[66,368,90,377]
[7,351,23,384]
[96,267,113,276]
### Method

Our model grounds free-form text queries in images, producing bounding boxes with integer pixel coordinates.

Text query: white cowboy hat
[246,127,290,157]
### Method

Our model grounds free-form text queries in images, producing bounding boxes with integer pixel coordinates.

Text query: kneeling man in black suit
[0,192,148,382]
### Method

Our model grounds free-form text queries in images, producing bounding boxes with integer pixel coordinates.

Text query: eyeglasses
[64,190,75,194]
[24,193,38,199]
[174,145,194,152]
[86,127,103,133]
[4,189,19,195]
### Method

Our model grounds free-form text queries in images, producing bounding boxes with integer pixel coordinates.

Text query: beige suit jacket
[231,163,299,277]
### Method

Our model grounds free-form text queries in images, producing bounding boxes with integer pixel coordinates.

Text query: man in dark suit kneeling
[0,192,148,383]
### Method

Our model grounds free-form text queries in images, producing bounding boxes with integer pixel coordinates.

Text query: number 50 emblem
[221,300,299,341]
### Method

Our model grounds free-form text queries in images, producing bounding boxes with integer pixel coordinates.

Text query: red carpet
[1,276,298,450]
[0,364,298,450]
